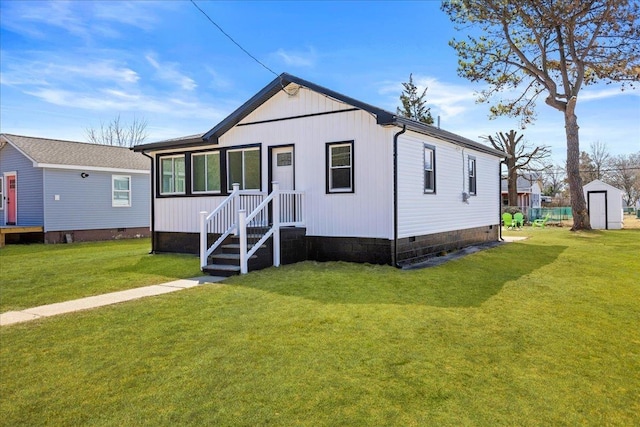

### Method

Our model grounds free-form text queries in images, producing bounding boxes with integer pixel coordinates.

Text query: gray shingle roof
[1,134,149,171]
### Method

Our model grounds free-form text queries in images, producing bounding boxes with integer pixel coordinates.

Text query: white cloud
[580,87,640,102]
[146,54,197,91]
[378,75,477,120]
[274,47,317,68]
[0,0,166,41]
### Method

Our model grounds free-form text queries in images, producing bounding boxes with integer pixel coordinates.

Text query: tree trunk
[507,160,519,207]
[565,97,591,230]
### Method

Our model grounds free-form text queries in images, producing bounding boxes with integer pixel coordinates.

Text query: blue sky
[1,0,638,164]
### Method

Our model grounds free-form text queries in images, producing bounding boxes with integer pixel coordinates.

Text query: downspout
[141,151,156,254]
[499,159,505,242]
[393,124,407,267]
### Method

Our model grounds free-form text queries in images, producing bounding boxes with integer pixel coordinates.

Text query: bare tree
[86,115,149,147]
[541,162,566,197]
[588,141,612,181]
[442,0,640,230]
[609,152,640,207]
[483,130,550,206]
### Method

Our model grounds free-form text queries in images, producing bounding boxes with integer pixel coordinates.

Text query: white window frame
[192,151,221,194]
[112,175,131,207]
[424,145,436,194]
[226,147,261,191]
[468,156,477,196]
[0,177,3,210]
[159,155,186,195]
[327,141,354,193]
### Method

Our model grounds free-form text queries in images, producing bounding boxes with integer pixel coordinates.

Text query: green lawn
[1,229,639,426]
[0,238,201,312]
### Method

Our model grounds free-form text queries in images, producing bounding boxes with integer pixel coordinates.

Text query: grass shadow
[228,243,567,308]
[109,252,200,278]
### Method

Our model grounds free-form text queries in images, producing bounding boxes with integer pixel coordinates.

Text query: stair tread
[203,264,241,272]
[222,243,267,250]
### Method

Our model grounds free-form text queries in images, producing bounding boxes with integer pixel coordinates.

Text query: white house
[0,134,150,246]
[583,179,625,230]
[133,73,507,275]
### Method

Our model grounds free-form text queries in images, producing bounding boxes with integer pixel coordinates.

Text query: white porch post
[238,209,248,274]
[232,183,240,236]
[272,181,281,267]
[199,211,208,269]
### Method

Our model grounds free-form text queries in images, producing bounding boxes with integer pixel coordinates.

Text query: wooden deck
[0,226,44,247]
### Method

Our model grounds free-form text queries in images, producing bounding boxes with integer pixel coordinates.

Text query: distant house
[133,73,506,275]
[0,134,150,245]
[501,174,542,216]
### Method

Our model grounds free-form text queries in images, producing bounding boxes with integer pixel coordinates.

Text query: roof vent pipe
[437,116,441,129]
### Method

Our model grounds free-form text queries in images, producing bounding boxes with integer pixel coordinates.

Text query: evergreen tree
[397,74,434,125]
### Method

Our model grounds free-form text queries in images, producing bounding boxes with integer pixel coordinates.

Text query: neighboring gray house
[0,134,150,244]
[133,73,506,275]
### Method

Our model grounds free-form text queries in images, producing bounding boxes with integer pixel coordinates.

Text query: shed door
[6,174,16,225]
[588,191,607,230]
[271,146,294,191]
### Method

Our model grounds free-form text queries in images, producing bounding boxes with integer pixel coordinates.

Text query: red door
[7,175,16,225]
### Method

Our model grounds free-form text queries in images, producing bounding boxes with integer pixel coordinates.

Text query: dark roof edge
[392,117,507,158]
[133,134,205,152]
[133,73,506,158]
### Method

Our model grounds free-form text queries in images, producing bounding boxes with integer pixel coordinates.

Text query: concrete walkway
[0,276,225,327]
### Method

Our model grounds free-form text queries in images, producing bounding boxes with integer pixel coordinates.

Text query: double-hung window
[112,175,131,207]
[227,147,260,190]
[468,156,477,196]
[424,145,436,193]
[193,151,221,193]
[327,141,354,193]
[160,155,186,195]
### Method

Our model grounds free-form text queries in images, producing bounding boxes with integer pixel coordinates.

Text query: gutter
[140,150,156,254]
[393,124,407,267]
[499,159,505,242]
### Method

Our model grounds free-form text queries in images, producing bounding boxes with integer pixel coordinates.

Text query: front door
[270,146,294,190]
[6,174,16,225]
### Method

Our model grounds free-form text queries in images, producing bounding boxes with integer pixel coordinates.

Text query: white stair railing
[238,182,305,274]
[199,183,266,269]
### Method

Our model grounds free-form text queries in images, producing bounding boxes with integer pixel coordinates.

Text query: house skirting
[395,225,499,266]
[155,224,499,269]
[45,227,150,244]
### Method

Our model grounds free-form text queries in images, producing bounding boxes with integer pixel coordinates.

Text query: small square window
[277,152,292,167]
[326,141,354,193]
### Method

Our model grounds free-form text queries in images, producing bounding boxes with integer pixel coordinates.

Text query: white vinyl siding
[154,90,394,238]
[112,175,131,207]
[398,132,500,238]
[192,151,221,193]
[327,141,353,193]
[160,155,186,195]
[227,147,260,190]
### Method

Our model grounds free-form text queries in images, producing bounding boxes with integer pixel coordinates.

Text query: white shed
[583,180,624,230]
